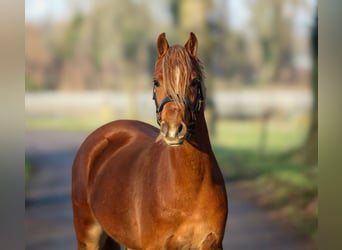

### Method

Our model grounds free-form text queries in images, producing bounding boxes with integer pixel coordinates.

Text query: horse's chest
[151,200,224,249]
[132,196,221,249]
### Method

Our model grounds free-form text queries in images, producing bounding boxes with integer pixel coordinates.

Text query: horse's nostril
[178,124,183,134]
[177,122,187,138]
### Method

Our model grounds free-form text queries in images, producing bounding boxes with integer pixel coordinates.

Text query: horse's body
[72,33,228,250]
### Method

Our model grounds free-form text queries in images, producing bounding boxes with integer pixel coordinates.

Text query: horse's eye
[153,80,160,87]
[190,79,200,88]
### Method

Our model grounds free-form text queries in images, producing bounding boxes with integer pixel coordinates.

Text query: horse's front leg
[100,235,122,250]
[200,233,224,250]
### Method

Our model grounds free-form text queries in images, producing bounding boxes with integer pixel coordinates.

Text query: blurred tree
[303,9,317,165]
[43,0,153,91]
[276,8,317,165]
[170,0,180,27]
[53,11,85,90]
[62,12,85,61]
[25,25,52,91]
[84,0,152,115]
[250,0,309,83]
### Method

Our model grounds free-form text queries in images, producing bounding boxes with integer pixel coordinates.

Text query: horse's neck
[166,111,215,183]
[187,111,213,152]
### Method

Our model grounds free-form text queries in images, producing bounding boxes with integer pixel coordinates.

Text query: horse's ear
[157,32,169,57]
[184,32,198,57]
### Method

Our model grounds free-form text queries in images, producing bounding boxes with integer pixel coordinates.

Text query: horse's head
[153,32,205,146]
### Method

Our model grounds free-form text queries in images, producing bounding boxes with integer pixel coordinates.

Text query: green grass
[25,159,32,182]
[213,118,308,153]
[211,117,317,240]
[211,118,309,179]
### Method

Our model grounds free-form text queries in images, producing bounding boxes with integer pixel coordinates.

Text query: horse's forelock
[161,45,203,104]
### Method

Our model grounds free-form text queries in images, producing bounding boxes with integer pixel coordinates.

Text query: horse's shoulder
[74,120,159,183]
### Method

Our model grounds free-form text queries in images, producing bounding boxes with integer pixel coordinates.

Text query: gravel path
[25,130,315,250]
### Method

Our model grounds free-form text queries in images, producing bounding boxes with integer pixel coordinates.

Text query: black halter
[152,80,204,127]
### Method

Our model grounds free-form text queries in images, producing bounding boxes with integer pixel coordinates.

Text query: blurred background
[25,0,317,246]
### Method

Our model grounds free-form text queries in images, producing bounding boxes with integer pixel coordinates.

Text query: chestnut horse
[72,32,228,250]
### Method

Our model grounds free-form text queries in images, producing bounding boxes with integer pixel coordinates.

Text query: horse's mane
[161,45,206,105]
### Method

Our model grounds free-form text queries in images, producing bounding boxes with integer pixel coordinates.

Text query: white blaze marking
[174,67,180,89]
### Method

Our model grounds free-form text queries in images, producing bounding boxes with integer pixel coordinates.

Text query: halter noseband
[152,80,204,128]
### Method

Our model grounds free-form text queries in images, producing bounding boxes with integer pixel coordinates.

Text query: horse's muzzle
[160,121,188,146]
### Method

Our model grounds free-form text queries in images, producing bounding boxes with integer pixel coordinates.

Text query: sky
[25,0,68,23]
[25,0,317,33]
[25,0,90,24]
[25,0,258,28]
[227,0,249,30]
